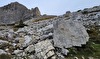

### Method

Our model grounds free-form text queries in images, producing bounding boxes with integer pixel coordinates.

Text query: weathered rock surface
[25,44,35,53]
[0,15,90,59]
[53,17,89,49]
[0,15,89,59]
[0,40,9,49]
[1,3,100,59]
[0,2,30,25]
[0,2,41,25]
[0,49,7,55]
[64,5,100,26]
[31,7,41,17]
[34,40,55,59]
[13,50,23,55]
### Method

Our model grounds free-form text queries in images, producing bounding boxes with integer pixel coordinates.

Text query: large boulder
[53,16,89,48]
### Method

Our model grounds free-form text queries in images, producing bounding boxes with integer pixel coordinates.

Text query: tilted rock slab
[34,40,55,59]
[53,17,89,49]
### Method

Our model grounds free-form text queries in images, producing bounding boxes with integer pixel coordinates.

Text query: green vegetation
[13,20,27,31]
[66,25,100,59]
[82,9,100,14]
[82,11,88,14]
[66,41,100,59]
[87,25,100,43]
[33,16,56,22]
[0,54,12,59]
[77,10,81,12]
[13,20,27,28]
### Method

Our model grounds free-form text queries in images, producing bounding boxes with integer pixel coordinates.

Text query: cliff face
[31,7,41,17]
[0,2,41,25]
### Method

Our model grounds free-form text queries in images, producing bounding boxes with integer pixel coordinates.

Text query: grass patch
[66,42,100,59]
[0,54,12,59]
[66,25,100,59]
[33,16,56,22]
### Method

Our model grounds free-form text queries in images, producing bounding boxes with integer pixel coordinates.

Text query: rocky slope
[64,5,100,27]
[0,15,89,59]
[0,2,100,59]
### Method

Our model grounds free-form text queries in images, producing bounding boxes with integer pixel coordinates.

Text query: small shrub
[0,54,12,59]
[33,16,56,22]
[82,11,88,14]
[77,10,81,12]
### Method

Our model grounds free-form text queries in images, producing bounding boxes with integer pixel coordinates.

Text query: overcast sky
[0,0,100,15]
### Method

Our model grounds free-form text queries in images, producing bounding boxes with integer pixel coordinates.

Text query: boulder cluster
[0,16,89,59]
[64,5,100,26]
[0,2,100,59]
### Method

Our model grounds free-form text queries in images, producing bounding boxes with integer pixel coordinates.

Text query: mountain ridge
[0,2,41,25]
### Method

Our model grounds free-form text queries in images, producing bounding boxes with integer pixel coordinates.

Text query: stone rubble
[1,4,100,59]
[0,16,89,59]
[65,6,100,26]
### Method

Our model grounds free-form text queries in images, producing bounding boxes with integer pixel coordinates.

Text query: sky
[0,0,100,15]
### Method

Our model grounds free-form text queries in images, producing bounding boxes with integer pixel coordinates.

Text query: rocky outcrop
[0,13,90,59]
[31,7,41,17]
[34,40,55,59]
[64,5,100,26]
[53,17,89,56]
[0,2,31,25]
[2,3,100,59]
[0,2,41,25]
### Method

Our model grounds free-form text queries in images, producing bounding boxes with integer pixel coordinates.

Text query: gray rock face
[13,50,23,55]
[65,5,100,26]
[34,40,55,59]
[0,40,8,45]
[0,49,7,55]
[31,7,41,17]
[0,2,41,25]
[1,4,99,59]
[53,17,89,48]
[0,2,31,25]
[0,40,9,48]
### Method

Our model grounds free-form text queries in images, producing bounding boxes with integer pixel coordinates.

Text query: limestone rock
[24,35,32,46]
[13,50,26,57]
[13,50,23,55]
[0,40,9,49]
[53,17,89,48]
[0,2,41,25]
[0,40,8,44]
[34,40,55,59]
[0,2,31,25]
[0,49,7,55]
[29,55,36,59]
[17,35,33,48]
[25,44,35,53]
[38,24,53,35]
[31,7,41,17]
